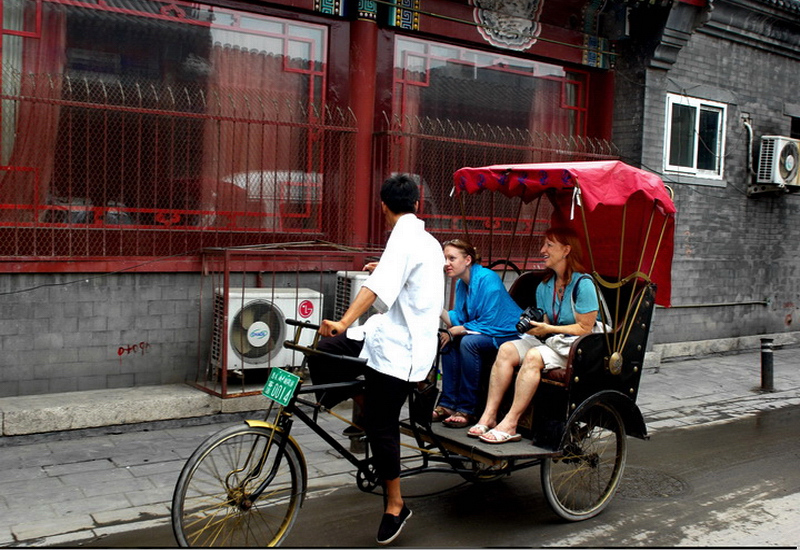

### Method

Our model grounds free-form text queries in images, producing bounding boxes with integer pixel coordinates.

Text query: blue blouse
[448,264,522,338]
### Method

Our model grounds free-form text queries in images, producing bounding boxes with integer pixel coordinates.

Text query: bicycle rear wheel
[172,424,305,547]
[540,401,626,521]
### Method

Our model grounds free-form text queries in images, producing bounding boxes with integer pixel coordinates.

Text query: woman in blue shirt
[434,239,522,428]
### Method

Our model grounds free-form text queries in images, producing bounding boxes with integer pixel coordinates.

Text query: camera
[516,306,545,333]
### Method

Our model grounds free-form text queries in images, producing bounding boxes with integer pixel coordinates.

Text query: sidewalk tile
[92,503,170,526]
[11,515,95,541]
[43,457,116,477]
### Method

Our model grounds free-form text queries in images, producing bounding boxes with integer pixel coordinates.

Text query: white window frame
[664,93,727,180]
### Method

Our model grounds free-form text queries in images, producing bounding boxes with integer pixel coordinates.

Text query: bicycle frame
[252,369,508,495]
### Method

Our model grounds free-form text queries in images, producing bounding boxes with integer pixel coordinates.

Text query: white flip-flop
[478,428,522,444]
[467,424,492,438]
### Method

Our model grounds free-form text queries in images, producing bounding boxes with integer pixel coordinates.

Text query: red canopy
[453,160,676,306]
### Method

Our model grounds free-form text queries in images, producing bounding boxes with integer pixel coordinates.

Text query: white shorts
[510,334,577,371]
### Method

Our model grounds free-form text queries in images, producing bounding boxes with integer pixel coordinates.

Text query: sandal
[432,406,454,423]
[478,428,522,444]
[467,424,492,438]
[442,412,475,429]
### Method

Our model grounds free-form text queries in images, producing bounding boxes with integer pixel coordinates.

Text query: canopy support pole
[489,193,495,266]
[577,183,614,353]
[522,195,543,273]
[498,198,525,281]
[458,193,469,243]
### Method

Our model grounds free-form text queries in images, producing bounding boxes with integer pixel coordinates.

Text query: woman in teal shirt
[469,227,600,444]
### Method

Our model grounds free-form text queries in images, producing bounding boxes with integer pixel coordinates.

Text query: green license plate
[262,368,300,407]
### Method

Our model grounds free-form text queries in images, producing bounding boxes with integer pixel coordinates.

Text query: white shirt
[346,213,445,382]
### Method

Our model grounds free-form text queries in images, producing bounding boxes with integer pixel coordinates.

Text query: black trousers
[307,332,413,481]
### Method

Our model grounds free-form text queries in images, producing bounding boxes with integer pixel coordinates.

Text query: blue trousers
[437,333,518,416]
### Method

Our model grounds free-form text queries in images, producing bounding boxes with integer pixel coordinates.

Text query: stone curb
[0,384,267,436]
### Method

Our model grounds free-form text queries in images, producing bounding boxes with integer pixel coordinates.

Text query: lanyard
[551,282,566,324]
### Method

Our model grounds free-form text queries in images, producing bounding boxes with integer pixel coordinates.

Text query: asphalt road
[83,405,800,548]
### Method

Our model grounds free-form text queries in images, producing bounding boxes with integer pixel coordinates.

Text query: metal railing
[377,113,619,269]
[0,70,357,259]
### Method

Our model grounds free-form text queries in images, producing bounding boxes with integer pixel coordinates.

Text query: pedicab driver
[316,173,444,545]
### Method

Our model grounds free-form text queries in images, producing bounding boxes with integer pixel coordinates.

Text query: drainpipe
[744,120,756,177]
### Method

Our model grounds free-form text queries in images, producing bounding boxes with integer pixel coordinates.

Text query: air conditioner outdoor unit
[210,287,322,371]
[334,271,385,326]
[757,136,800,187]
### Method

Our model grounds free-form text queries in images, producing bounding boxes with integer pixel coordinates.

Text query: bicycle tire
[172,424,305,547]
[540,401,627,521]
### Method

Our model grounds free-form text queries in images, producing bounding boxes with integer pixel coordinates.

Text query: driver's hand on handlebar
[363,261,379,273]
[319,319,346,338]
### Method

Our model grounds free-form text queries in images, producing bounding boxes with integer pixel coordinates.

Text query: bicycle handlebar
[283,341,368,365]
[286,318,320,331]
[286,317,338,335]
[283,318,367,365]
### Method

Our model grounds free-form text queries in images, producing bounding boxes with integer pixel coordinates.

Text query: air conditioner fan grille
[230,300,285,362]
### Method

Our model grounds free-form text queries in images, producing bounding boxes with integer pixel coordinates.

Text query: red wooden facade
[0,0,636,273]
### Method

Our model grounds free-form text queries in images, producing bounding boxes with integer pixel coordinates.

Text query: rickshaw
[171,160,676,546]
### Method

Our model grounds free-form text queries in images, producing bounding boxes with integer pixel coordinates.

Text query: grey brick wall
[625,5,800,344]
[0,273,204,398]
[0,271,338,398]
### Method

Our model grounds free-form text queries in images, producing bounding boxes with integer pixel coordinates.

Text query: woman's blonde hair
[442,238,481,264]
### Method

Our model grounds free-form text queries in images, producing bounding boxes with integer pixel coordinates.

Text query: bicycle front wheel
[172,424,305,547]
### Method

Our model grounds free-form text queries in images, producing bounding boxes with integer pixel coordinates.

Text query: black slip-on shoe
[376,504,412,545]
[342,425,365,437]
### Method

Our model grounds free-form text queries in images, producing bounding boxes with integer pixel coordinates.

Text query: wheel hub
[227,487,254,511]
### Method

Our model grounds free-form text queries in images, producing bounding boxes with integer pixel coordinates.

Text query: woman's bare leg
[492,348,545,436]
[474,341,520,428]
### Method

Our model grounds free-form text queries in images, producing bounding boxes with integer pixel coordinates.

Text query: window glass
[669,103,695,167]
[387,35,611,261]
[697,108,721,172]
[2,0,32,34]
[394,36,587,136]
[665,94,726,179]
